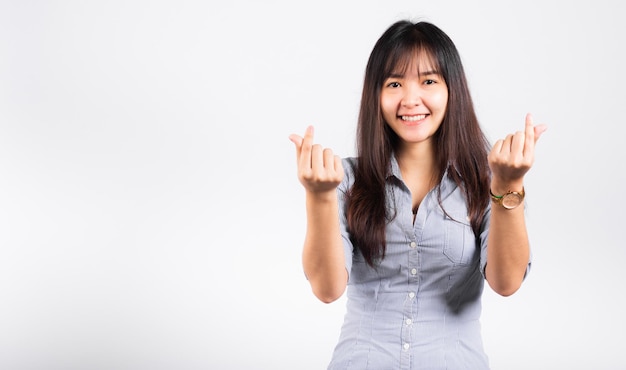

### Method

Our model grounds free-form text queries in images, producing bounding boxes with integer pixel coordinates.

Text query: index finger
[298,125,314,169]
[523,113,536,158]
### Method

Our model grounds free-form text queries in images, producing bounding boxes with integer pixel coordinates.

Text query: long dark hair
[346,20,491,267]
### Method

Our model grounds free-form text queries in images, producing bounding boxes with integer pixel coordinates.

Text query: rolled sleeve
[338,158,356,283]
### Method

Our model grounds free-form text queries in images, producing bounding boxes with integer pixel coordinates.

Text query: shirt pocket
[443,211,476,266]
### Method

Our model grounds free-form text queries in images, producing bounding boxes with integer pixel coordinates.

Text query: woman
[289,20,546,369]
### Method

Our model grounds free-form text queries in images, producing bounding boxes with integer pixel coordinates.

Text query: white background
[1,1,624,369]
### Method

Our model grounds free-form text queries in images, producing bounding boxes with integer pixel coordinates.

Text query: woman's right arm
[289,126,348,303]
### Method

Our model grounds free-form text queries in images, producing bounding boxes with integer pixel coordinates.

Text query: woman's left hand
[488,113,547,192]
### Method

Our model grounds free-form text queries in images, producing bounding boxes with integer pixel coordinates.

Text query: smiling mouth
[401,114,427,122]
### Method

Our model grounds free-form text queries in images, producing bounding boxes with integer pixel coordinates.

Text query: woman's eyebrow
[387,70,440,79]
[419,70,439,76]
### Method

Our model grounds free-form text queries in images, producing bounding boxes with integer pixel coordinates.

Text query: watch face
[502,193,523,209]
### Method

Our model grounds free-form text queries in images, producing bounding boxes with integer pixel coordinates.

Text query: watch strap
[490,187,525,209]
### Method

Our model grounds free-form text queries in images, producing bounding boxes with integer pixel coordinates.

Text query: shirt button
[405,318,413,325]
[408,292,415,298]
[411,268,417,275]
[410,241,417,248]
[403,343,410,351]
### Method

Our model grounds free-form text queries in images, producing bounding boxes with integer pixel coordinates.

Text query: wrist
[489,180,524,196]
[306,189,338,204]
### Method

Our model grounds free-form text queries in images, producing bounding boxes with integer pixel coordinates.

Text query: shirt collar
[387,154,402,181]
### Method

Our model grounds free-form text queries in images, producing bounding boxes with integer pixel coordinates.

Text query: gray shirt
[328,156,527,369]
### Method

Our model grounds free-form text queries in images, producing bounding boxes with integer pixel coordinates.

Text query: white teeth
[401,115,426,121]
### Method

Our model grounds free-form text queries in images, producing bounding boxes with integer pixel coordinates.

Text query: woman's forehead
[389,51,439,75]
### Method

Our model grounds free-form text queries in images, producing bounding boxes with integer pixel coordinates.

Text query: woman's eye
[387,82,401,88]
[424,79,435,85]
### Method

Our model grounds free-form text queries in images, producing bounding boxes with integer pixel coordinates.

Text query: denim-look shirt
[328,156,526,370]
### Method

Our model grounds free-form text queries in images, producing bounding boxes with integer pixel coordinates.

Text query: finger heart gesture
[289,126,344,194]
[488,113,548,188]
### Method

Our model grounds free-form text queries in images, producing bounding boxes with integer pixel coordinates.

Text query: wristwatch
[490,188,525,210]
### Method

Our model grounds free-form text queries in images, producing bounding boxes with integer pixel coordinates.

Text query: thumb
[534,124,548,143]
[288,134,303,161]
[289,134,303,148]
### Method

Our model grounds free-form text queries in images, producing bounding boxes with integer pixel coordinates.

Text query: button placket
[402,239,419,361]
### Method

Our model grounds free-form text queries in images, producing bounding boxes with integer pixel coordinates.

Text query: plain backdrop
[1,1,624,369]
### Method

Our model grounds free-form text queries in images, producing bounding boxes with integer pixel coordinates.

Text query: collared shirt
[328,156,505,370]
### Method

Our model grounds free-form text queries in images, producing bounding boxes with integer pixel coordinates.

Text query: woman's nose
[401,85,422,107]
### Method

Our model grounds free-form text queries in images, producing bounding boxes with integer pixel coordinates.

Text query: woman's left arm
[485,113,547,296]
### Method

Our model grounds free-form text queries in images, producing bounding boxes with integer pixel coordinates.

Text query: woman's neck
[396,140,437,178]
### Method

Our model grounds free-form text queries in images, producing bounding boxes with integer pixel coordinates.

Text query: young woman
[289,20,546,369]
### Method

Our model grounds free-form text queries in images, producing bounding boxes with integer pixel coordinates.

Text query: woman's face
[380,54,448,148]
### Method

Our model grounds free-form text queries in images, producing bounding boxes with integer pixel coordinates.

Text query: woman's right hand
[289,126,344,194]
[289,126,348,303]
